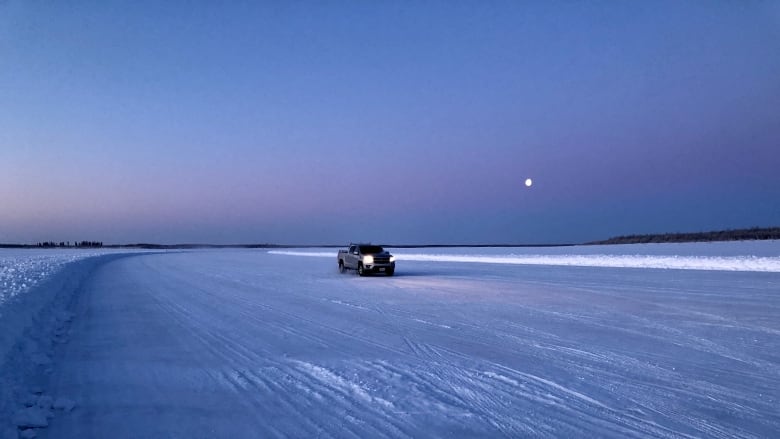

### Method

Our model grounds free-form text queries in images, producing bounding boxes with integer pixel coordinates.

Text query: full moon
[525,178,533,187]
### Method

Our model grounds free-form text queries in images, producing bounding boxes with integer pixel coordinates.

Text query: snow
[0,251,101,306]
[11,408,48,428]
[51,398,73,413]
[1,242,779,438]
[273,240,780,272]
[0,250,144,438]
[0,251,106,376]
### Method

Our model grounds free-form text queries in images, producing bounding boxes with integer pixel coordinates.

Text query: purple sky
[1,1,779,244]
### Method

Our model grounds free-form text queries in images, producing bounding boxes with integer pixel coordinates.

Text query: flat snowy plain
[1,242,779,438]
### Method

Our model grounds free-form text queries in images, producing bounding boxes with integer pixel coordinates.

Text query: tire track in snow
[132,260,329,437]
[142,258,558,436]
[45,251,780,438]
[137,257,416,438]
[186,255,778,438]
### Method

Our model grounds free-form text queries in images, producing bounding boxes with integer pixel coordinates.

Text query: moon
[525,178,533,187]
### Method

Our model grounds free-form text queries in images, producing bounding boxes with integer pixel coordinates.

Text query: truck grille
[372,257,391,264]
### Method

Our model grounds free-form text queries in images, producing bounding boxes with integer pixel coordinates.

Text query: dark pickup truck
[337,244,396,276]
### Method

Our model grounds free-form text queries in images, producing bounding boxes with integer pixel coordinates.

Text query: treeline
[36,241,104,248]
[589,227,780,245]
[115,243,294,249]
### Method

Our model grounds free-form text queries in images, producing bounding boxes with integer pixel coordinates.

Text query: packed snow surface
[0,242,779,438]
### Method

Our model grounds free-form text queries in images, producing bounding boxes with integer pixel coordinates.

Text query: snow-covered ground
[1,242,779,438]
[0,250,143,439]
[0,250,107,306]
[273,240,780,272]
[0,250,125,363]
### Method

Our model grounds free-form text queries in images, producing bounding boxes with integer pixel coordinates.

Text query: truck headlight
[390,256,396,262]
[364,255,374,264]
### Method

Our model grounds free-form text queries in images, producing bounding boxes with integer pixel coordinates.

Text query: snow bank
[269,242,780,272]
[392,253,780,272]
[0,251,113,363]
[0,250,141,437]
[0,252,100,306]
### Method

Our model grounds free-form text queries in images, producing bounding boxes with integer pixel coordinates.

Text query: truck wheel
[358,263,366,276]
[339,260,345,273]
[386,268,394,276]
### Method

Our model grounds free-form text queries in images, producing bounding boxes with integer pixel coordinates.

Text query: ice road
[7,246,780,438]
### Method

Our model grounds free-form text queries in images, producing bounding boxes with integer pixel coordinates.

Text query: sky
[1,1,779,245]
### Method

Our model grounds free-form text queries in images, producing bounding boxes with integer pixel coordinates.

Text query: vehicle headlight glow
[390,256,396,262]
[364,255,374,265]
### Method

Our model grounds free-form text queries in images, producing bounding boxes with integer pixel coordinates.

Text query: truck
[338,244,396,276]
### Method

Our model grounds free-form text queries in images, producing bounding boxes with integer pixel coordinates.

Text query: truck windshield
[359,245,384,254]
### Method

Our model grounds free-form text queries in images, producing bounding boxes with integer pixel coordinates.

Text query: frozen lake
[1,243,779,438]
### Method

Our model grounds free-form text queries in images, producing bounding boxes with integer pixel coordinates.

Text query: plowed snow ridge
[0,251,108,305]
[269,250,780,272]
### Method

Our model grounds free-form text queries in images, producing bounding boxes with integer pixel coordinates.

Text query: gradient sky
[1,1,779,245]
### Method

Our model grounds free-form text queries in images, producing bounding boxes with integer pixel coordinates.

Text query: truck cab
[338,244,396,276]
